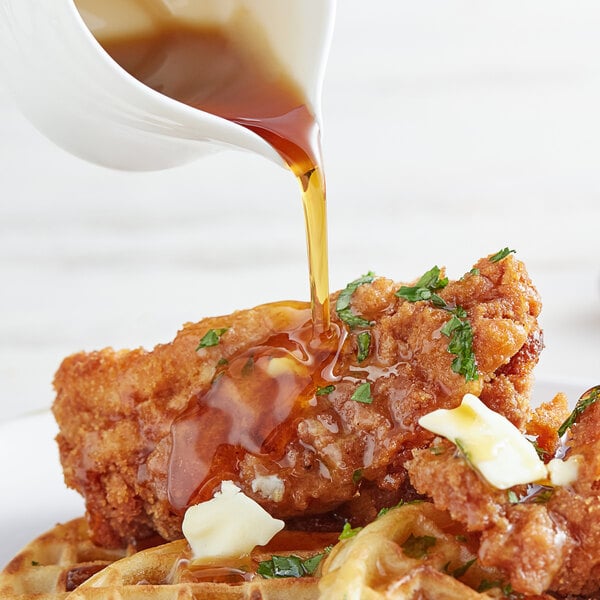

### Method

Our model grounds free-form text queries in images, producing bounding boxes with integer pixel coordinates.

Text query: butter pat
[182,481,284,561]
[265,355,304,377]
[419,394,547,489]
[548,455,582,487]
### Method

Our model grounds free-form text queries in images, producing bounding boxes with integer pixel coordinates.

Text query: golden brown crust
[406,387,600,597]
[526,393,570,458]
[0,519,329,600]
[52,255,542,548]
[0,518,130,599]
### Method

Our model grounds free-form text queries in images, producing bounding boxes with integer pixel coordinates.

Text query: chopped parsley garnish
[450,558,476,579]
[352,469,363,484]
[401,534,437,559]
[316,384,335,396]
[356,331,371,362]
[558,385,600,437]
[336,272,375,328]
[241,356,255,377]
[396,265,478,381]
[478,579,499,592]
[490,248,516,263]
[257,552,326,579]
[300,553,326,576]
[377,499,423,518]
[478,580,523,599]
[529,438,549,459]
[196,327,228,350]
[531,487,554,504]
[339,522,362,540]
[351,382,373,404]
[396,266,448,307]
[455,438,474,467]
[440,308,478,382]
[507,490,520,504]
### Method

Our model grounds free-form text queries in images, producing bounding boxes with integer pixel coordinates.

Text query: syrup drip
[168,303,344,511]
[96,22,339,512]
[100,23,330,330]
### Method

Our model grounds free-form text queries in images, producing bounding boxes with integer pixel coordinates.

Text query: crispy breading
[52,255,542,548]
[527,393,570,458]
[406,391,600,597]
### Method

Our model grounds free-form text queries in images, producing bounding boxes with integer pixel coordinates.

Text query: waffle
[0,518,332,600]
[319,503,552,600]
[69,532,330,599]
[0,518,130,599]
[2,506,556,599]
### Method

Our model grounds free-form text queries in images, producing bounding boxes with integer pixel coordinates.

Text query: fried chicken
[52,254,542,548]
[406,389,600,597]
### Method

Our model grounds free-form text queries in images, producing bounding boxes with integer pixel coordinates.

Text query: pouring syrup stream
[100,22,331,331]
[97,20,337,511]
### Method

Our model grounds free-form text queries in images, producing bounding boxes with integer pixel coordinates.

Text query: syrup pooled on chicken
[52,253,542,548]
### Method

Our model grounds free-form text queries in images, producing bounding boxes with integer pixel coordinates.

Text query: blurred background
[1,0,599,422]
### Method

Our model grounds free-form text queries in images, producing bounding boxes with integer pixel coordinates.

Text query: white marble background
[1,0,600,424]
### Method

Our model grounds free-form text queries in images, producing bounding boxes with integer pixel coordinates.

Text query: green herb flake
[352,469,363,484]
[336,272,375,329]
[241,356,255,377]
[452,558,476,579]
[531,488,554,504]
[257,552,327,579]
[356,331,371,363]
[396,266,448,307]
[478,579,524,599]
[377,499,423,519]
[503,584,524,599]
[196,327,229,350]
[558,386,600,437]
[316,384,335,396]
[339,522,362,540]
[489,248,516,263]
[430,445,445,456]
[257,560,276,579]
[441,309,478,382]
[530,438,549,459]
[455,535,467,543]
[469,268,480,276]
[351,382,373,404]
[455,438,474,467]
[301,553,326,576]
[258,556,301,579]
[478,579,500,592]
[396,264,477,381]
[401,534,437,559]
[507,490,520,504]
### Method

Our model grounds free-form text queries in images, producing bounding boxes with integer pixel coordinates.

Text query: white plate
[0,378,596,568]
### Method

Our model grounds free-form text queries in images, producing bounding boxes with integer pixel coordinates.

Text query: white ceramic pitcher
[0,0,336,171]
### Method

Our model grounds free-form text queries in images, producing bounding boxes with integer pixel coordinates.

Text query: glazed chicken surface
[53,254,543,548]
